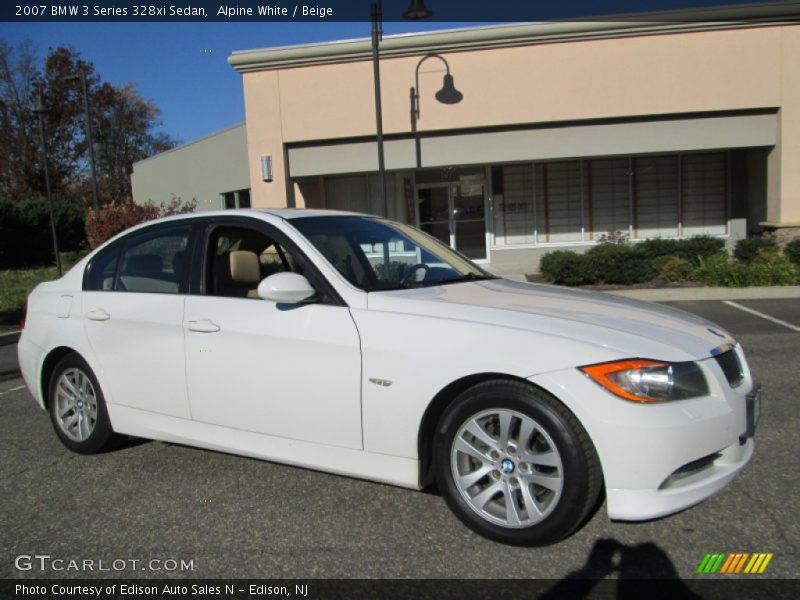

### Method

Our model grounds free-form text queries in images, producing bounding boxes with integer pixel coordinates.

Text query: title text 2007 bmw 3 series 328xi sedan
[18,209,760,545]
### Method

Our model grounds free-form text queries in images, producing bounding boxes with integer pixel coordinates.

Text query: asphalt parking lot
[1,298,798,581]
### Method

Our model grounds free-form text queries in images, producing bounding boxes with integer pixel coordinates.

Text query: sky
[0,21,485,144]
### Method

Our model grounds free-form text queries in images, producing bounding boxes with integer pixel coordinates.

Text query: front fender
[350,308,622,459]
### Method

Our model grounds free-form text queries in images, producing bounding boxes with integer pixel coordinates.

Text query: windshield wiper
[437,273,497,286]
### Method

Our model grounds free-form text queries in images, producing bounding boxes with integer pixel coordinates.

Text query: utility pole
[34,93,62,277]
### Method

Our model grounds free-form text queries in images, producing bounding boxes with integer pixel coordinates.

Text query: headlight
[580,359,709,403]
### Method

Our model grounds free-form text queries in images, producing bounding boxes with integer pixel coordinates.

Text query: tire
[48,353,115,454]
[433,379,602,545]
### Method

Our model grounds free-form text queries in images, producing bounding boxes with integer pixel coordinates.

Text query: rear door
[82,222,194,418]
[183,219,363,450]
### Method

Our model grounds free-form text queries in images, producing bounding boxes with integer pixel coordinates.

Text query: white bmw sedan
[18,210,759,545]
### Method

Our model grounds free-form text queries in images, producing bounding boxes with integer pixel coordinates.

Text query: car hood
[366,279,735,363]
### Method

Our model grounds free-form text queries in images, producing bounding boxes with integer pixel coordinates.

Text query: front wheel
[48,353,115,454]
[433,380,602,545]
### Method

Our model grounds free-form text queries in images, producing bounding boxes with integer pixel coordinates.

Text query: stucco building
[131,123,251,211]
[133,12,800,273]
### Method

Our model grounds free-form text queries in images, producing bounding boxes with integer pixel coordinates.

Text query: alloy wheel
[450,408,564,528]
[54,368,98,442]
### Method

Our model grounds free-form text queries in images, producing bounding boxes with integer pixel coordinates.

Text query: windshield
[290,215,495,292]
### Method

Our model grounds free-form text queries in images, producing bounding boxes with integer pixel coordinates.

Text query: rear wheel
[48,354,114,454]
[434,380,602,545]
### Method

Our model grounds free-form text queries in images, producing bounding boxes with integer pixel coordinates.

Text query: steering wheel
[400,263,430,285]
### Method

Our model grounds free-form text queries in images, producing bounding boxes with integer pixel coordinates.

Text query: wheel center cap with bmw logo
[501,458,515,474]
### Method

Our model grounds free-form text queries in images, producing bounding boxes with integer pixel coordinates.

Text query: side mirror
[257,272,317,304]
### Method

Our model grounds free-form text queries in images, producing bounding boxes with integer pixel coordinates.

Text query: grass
[0,252,85,328]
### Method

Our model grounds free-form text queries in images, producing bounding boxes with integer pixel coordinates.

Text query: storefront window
[537,161,583,243]
[633,155,679,238]
[492,151,728,246]
[681,153,727,236]
[587,158,630,241]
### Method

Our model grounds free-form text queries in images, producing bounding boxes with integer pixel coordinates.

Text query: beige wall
[240,24,799,224]
[777,26,800,223]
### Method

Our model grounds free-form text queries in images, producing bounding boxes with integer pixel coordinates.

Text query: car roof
[256,208,368,220]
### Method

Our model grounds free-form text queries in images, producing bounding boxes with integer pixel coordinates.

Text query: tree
[0,40,41,201]
[93,82,176,200]
[0,40,177,205]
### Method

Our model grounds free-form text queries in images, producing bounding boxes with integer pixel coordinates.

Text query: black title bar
[3,0,800,22]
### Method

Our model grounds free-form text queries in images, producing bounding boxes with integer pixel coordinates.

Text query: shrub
[659,256,694,282]
[539,251,596,286]
[0,198,87,269]
[54,200,88,252]
[784,237,800,268]
[635,235,724,264]
[634,238,680,261]
[586,244,655,284]
[693,252,798,287]
[677,235,726,263]
[649,255,673,274]
[733,236,778,263]
[85,197,196,249]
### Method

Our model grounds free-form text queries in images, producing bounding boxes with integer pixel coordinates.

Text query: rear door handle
[86,308,110,321]
[187,319,220,333]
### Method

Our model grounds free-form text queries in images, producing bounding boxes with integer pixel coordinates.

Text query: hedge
[0,198,86,269]
[781,237,800,269]
[539,235,799,287]
[733,236,778,263]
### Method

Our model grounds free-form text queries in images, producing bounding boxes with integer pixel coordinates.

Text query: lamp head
[403,0,432,19]
[435,73,463,105]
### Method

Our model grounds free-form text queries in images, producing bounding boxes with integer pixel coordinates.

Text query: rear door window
[114,226,191,294]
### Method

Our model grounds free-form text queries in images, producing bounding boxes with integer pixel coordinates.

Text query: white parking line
[0,330,20,337]
[723,300,800,333]
[0,385,26,397]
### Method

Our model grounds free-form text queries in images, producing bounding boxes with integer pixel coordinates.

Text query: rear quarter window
[84,245,121,291]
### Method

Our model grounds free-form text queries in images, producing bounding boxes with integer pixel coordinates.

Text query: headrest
[229,250,260,284]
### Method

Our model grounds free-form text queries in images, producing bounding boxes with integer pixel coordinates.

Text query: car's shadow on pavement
[538,538,702,598]
[105,435,152,453]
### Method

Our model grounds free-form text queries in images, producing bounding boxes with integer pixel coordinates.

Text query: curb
[0,331,20,347]
[603,286,800,302]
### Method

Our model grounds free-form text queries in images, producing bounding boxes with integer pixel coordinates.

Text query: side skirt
[107,404,422,490]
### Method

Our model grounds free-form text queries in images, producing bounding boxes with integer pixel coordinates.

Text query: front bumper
[530,351,756,521]
[606,437,753,520]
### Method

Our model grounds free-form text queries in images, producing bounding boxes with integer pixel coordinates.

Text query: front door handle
[187,319,220,333]
[86,308,110,321]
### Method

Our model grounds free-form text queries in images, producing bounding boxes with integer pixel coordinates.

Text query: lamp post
[33,93,62,277]
[66,69,100,211]
[371,0,432,217]
[410,53,463,168]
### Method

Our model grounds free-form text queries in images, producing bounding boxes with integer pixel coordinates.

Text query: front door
[183,222,363,450]
[417,181,487,260]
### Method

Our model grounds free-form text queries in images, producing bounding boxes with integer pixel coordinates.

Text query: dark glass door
[416,181,487,260]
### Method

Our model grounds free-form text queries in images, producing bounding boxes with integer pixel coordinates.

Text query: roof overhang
[228,3,800,73]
